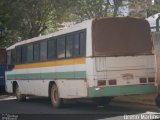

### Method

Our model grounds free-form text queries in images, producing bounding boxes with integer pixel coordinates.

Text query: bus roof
[7,19,92,50]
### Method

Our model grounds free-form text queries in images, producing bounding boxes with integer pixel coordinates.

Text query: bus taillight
[140,78,147,83]
[97,80,106,86]
[108,80,117,85]
[148,77,155,83]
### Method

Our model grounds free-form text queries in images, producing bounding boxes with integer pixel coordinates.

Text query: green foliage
[128,0,149,18]
[0,0,71,47]
[0,0,128,47]
[67,0,124,22]
[128,0,160,18]
[147,0,160,17]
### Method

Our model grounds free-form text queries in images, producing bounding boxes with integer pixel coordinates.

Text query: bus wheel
[15,84,26,102]
[155,95,160,108]
[93,97,112,106]
[50,84,63,108]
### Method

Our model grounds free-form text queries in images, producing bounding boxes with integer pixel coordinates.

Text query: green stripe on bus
[88,84,157,97]
[7,71,86,80]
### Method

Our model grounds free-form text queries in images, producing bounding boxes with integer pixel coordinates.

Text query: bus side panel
[56,59,88,98]
[5,81,12,93]
[6,66,52,96]
[14,69,29,94]
[5,58,88,98]
[24,80,49,96]
[57,79,87,98]
[86,58,95,88]
[5,79,50,97]
[5,70,15,93]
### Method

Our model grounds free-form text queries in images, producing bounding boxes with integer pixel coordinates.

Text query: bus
[0,48,6,92]
[5,17,157,108]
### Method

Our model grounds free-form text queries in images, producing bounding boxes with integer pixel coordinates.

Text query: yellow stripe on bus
[15,58,85,69]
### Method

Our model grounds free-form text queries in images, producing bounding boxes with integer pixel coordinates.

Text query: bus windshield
[92,17,153,57]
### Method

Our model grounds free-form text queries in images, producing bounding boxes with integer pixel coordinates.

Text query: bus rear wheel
[15,84,26,102]
[50,84,63,108]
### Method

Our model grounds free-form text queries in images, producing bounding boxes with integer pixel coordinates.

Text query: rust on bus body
[92,17,153,57]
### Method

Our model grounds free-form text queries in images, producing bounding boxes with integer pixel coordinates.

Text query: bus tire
[15,84,26,102]
[93,97,112,106]
[50,84,63,108]
[155,95,160,108]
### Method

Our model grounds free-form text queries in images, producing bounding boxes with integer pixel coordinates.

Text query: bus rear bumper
[88,84,157,97]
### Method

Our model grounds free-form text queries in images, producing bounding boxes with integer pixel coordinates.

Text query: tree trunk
[113,0,122,17]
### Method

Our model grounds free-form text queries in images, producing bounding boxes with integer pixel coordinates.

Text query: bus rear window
[92,17,153,57]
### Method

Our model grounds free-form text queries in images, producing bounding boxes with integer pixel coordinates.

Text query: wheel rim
[16,86,21,99]
[53,88,59,104]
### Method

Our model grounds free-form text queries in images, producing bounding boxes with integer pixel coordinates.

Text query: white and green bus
[5,17,156,108]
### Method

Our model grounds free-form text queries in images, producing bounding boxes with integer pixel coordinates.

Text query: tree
[5,0,62,39]
[113,0,123,17]
[0,0,18,47]
[128,0,156,18]
[147,0,160,17]
[0,0,126,47]
[67,0,125,22]
[0,0,72,47]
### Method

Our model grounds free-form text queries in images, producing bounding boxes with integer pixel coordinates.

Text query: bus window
[11,49,15,65]
[16,46,22,64]
[48,38,56,60]
[7,51,11,65]
[34,42,40,62]
[40,40,47,61]
[80,31,86,56]
[21,45,27,63]
[7,49,15,70]
[66,35,74,58]
[74,33,80,57]
[57,36,65,59]
[27,44,33,63]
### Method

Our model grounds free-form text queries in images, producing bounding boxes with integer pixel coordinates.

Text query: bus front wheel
[50,84,63,108]
[15,84,26,102]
